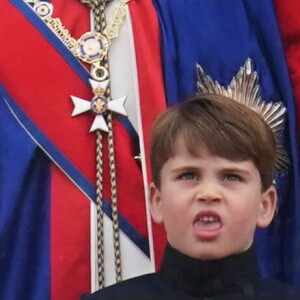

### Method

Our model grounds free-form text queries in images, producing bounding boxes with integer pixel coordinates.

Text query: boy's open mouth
[193,211,222,240]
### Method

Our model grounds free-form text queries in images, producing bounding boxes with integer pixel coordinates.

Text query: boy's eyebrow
[171,166,252,176]
[171,166,199,173]
[220,167,251,176]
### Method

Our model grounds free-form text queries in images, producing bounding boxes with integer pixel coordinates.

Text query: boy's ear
[257,185,277,228]
[149,182,163,224]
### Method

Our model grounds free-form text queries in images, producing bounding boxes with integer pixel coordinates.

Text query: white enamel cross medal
[70,78,127,132]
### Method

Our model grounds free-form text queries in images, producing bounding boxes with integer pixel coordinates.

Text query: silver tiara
[196,58,289,174]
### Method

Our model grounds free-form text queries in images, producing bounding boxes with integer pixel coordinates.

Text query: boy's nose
[195,184,221,203]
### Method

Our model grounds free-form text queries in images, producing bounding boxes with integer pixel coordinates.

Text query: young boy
[82,94,299,299]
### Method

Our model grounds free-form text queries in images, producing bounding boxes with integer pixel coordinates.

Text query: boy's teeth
[200,216,218,222]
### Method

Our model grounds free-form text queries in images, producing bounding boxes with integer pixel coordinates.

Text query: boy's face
[150,137,277,260]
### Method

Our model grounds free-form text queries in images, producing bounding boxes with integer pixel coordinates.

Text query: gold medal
[76,32,110,63]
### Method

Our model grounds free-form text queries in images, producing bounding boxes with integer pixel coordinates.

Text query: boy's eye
[178,172,199,180]
[223,174,243,182]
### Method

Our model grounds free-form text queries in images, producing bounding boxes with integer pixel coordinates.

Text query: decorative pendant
[25,0,130,132]
[71,79,127,132]
[76,32,110,63]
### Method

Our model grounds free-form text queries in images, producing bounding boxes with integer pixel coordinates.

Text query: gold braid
[95,130,105,289]
[82,0,123,287]
[92,0,106,289]
[106,111,122,282]
[99,6,123,285]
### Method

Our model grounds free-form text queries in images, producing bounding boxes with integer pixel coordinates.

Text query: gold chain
[25,0,129,288]
[25,0,129,66]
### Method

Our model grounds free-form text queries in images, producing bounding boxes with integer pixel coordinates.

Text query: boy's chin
[188,250,229,261]
[180,244,253,261]
[193,252,231,261]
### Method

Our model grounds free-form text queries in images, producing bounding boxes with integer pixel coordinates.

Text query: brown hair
[150,94,276,191]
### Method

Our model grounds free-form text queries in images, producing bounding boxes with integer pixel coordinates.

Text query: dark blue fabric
[0,97,51,299]
[153,0,300,286]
